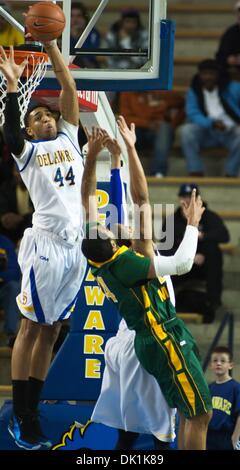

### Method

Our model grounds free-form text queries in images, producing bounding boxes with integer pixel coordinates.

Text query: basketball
[25,2,66,42]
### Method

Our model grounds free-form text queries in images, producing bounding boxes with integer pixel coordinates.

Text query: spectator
[0,164,33,244]
[0,127,12,184]
[105,9,148,69]
[181,59,240,177]
[162,183,230,317]
[216,1,240,81]
[207,346,240,450]
[70,1,101,68]
[0,233,21,346]
[119,90,185,176]
[0,3,24,47]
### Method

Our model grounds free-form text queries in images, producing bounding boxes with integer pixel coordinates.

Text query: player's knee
[191,410,212,428]
[39,323,62,346]
[181,123,200,142]
[18,318,40,344]
[204,410,213,425]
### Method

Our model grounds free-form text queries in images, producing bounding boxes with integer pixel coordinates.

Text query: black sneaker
[8,415,41,450]
[30,411,52,449]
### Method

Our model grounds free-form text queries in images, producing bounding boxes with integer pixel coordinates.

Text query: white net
[0,51,48,128]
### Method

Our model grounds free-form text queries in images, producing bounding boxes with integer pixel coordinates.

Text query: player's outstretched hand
[0,46,27,83]
[84,126,106,159]
[102,133,122,158]
[117,115,136,149]
[181,189,205,227]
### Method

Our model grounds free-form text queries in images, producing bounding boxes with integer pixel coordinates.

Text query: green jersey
[89,244,212,418]
[89,245,176,334]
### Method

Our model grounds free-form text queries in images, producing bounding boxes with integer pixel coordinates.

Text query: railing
[202,312,235,373]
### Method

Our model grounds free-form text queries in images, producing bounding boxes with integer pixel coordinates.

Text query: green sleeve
[113,250,151,287]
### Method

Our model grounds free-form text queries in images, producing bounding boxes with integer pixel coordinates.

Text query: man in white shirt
[181,59,240,177]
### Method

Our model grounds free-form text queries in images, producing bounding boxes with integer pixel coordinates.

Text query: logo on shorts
[40,256,49,262]
[22,291,27,305]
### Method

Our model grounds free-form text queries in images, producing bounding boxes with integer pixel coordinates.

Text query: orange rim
[4,50,48,78]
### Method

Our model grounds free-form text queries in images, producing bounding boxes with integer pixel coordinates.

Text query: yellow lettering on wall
[83,311,105,330]
[158,286,169,302]
[85,268,95,282]
[84,335,104,354]
[98,213,107,224]
[85,359,101,379]
[96,189,109,209]
[84,286,105,305]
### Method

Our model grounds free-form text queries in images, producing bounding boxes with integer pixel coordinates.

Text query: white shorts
[92,320,176,442]
[16,227,87,325]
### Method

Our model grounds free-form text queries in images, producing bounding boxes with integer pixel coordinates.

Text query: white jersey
[165,275,175,307]
[92,276,176,441]
[13,119,84,244]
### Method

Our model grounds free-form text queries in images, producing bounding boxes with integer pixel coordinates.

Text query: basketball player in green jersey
[81,119,212,450]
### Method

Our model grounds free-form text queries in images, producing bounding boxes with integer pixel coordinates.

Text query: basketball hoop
[0,48,48,127]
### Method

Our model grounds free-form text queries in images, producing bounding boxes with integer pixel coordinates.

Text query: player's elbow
[130,186,149,206]
[176,257,194,275]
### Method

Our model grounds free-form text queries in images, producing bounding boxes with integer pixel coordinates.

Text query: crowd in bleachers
[68,2,240,179]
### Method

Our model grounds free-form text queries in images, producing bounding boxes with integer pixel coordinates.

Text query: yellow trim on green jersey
[177,372,196,413]
[88,246,129,268]
[143,285,197,415]
[167,329,208,415]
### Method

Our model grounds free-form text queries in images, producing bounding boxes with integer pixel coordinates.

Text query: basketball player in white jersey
[0,43,86,450]
[90,137,176,450]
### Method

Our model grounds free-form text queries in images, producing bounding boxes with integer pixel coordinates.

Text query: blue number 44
[54,166,75,187]
[65,166,75,186]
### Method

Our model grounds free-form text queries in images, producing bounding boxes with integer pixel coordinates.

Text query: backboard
[0,0,175,91]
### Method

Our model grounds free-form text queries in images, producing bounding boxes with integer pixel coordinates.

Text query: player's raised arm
[1,46,27,157]
[148,189,205,279]
[81,127,106,223]
[43,41,79,126]
[117,115,154,258]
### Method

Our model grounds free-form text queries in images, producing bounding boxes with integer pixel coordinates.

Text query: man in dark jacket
[216,1,240,80]
[0,164,33,244]
[180,59,240,177]
[163,183,230,312]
